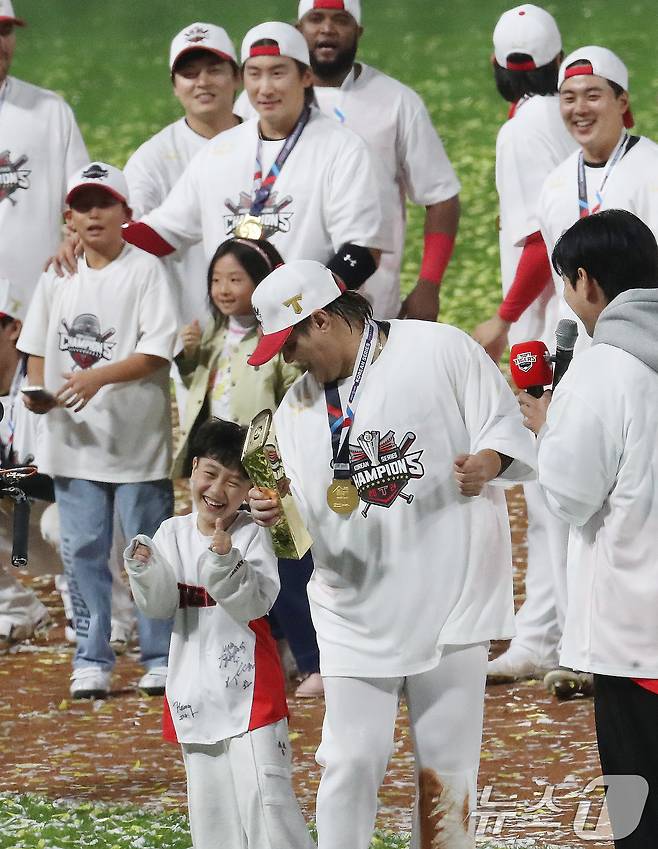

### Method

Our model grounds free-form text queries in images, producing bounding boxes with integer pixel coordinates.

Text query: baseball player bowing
[120,21,387,294]
[247,260,536,849]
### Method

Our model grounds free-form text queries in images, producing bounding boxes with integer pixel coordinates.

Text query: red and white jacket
[124,511,287,745]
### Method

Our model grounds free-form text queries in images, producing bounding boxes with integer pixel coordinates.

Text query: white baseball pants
[182,718,313,849]
[510,481,569,664]
[315,642,489,849]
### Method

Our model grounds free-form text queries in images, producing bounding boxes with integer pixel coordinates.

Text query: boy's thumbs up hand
[209,517,232,556]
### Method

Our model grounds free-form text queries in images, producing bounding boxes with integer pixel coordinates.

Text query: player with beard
[234,0,460,321]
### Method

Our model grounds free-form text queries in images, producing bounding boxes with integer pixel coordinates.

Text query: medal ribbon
[324,319,378,480]
[0,79,9,125]
[577,131,629,218]
[251,106,311,215]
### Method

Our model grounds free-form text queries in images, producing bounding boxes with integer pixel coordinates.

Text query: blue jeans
[54,477,174,672]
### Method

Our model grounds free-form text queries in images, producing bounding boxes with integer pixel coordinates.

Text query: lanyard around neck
[577,131,629,218]
[251,106,311,216]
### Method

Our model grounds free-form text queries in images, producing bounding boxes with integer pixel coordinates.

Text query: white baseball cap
[249,260,344,366]
[241,22,311,67]
[493,4,561,70]
[298,0,362,25]
[65,162,130,206]
[559,46,633,127]
[0,0,24,26]
[0,277,24,322]
[169,22,237,72]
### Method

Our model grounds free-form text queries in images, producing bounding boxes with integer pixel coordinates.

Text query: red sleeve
[497,231,551,323]
[122,222,176,257]
[632,678,658,695]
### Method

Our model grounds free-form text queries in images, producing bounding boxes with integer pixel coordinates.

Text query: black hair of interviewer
[552,209,658,302]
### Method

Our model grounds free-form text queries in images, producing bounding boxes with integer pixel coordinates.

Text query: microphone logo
[512,351,537,373]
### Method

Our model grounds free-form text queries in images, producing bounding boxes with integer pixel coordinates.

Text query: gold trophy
[242,409,312,559]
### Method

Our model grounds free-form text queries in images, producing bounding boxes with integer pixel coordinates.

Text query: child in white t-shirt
[18,162,178,700]
[124,418,313,849]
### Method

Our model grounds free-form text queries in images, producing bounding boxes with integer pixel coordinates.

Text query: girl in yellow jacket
[172,238,299,479]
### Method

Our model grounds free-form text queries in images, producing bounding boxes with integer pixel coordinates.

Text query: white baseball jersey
[540,135,658,289]
[273,320,536,677]
[538,292,658,678]
[124,118,211,326]
[17,245,178,483]
[236,65,460,319]
[142,108,388,270]
[125,510,288,745]
[496,94,577,346]
[0,77,88,316]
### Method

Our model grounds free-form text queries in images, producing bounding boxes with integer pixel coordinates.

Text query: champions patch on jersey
[349,429,424,518]
[224,190,293,239]
[58,314,117,369]
[0,150,31,205]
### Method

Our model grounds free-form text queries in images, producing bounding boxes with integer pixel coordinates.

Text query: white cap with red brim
[0,0,25,26]
[241,21,311,67]
[65,162,130,206]
[249,260,344,366]
[493,4,561,70]
[0,276,24,321]
[169,22,237,72]
[298,0,362,25]
[559,46,633,128]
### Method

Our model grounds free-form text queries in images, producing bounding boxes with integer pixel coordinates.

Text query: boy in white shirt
[18,162,178,699]
[124,419,313,849]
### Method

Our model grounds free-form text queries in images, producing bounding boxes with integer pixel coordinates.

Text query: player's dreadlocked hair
[493,53,561,102]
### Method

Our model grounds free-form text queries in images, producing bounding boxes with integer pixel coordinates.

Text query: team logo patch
[185,25,209,43]
[81,163,109,181]
[349,430,424,518]
[59,314,116,369]
[224,192,293,239]
[283,294,303,314]
[0,151,31,206]
[512,351,537,373]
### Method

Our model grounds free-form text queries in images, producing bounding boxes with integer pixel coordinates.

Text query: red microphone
[510,341,553,398]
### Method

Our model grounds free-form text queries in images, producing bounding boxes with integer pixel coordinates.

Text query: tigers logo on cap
[248,260,344,366]
[65,162,130,206]
[169,22,237,72]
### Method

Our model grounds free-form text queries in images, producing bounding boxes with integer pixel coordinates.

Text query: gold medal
[326,479,360,515]
[235,214,264,239]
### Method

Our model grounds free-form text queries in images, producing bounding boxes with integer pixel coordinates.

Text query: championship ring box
[242,409,312,559]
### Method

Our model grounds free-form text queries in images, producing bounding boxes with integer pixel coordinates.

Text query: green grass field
[6,2,658,846]
[12,0,658,335]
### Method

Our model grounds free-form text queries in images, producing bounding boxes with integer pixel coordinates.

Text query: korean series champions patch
[0,151,30,205]
[224,191,293,238]
[349,430,424,518]
[59,314,116,369]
